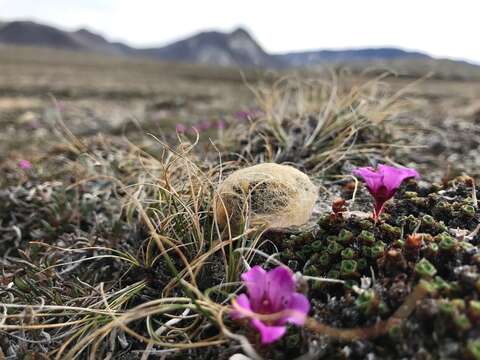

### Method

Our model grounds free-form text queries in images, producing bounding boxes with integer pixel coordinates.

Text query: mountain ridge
[274,47,430,67]
[1,19,477,71]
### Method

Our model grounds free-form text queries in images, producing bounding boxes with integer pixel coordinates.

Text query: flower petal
[251,319,287,344]
[353,167,383,193]
[378,164,420,192]
[241,266,267,308]
[18,159,32,170]
[284,293,310,325]
[231,294,251,320]
[266,266,296,312]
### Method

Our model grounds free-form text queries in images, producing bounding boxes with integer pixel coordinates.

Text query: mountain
[0,21,83,50]
[0,21,277,67]
[275,48,431,67]
[0,19,477,75]
[71,28,133,55]
[139,28,280,68]
[0,21,132,55]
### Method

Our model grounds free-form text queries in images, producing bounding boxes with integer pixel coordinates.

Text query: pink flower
[234,107,263,121]
[353,164,420,220]
[189,126,199,134]
[176,123,187,133]
[215,119,226,129]
[231,266,310,344]
[197,119,211,131]
[234,110,251,121]
[18,159,32,170]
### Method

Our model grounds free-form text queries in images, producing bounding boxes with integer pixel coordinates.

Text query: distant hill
[71,28,133,55]
[0,21,132,55]
[139,28,280,68]
[0,21,84,50]
[0,19,478,77]
[275,48,430,67]
[0,21,277,67]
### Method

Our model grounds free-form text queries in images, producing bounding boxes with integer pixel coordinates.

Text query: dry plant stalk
[225,72,417,173]
[0,74,429,359]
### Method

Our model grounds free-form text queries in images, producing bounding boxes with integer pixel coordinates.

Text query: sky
[0,0,479,63]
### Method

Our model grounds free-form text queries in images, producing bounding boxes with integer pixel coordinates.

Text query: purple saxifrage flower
[231,266,310,344]
[197,119,211,131]
[353,164,420,220]
[234,110,251,121]
[176,123,187,133]
[18,159,32,170]
[234,107,264,121]
[215,119,226,130]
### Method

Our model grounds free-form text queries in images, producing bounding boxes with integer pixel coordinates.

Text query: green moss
[303,244,313,253]
[297,249,310,261]
[404,191,418,199]
[370,241,386,258]
[395,239,405,248]
[355,290,386,316]
[451,299,466,311]
[344,279,358,289]
[311,240,323,251]
[309,253,320,263]
[454,313,472,331]
[327,270,340,279]
[379,223,401,239]
[422,214,435,226]
[467,340,480,360]
[438,233,456,251]
[449,281,463,294]
[356,290,375,315]
[415,258,437,278]
[340,259,358,277]
[357,258,368,271]
[469,300,480,318]
[399,214,419,232]
[318,253,331,268]
[432,276,451,292]
[388,324,403,340]
[285,333,300,349]
[435,201,453,215]
[437,221,448,232]
[461,204,476,217]
[338,229,353,244]
[318,215,333,229]
[428,242,439,253]
[439,300,456,316]
[358,230,375,245]
[418,279,437,295]
[359,219,373,230]
[326,241,344,255]
[362,246,373,258]
[460,241,475,251]
[304,265,320,277]
[341,247,355,259]
[326,235,339,243]
[411,197,427,207]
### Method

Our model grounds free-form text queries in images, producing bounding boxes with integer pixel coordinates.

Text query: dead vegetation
[1,49,480,359]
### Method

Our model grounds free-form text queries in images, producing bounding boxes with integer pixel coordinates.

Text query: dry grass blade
[224,72,417,173]
[0,72,438,359]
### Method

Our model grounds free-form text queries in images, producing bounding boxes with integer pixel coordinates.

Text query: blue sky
[1,0,478,63]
